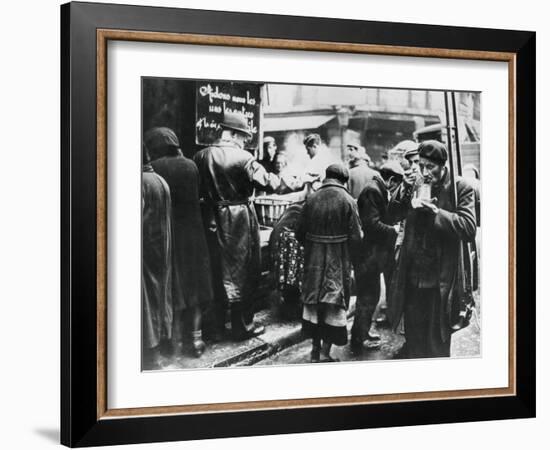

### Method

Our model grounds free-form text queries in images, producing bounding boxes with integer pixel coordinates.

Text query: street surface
[257,307,481,366]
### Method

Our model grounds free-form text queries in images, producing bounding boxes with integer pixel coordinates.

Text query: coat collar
[214,138,243,150]
[349,159,367,169]
[319,179,350,193]
[372,174,389,197]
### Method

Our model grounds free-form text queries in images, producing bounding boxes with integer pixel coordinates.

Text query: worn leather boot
[231,303,265,341]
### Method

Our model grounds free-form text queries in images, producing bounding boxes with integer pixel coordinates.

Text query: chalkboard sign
[195,81,262,149]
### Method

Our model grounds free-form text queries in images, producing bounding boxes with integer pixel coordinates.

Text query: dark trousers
[351,270,380,343]
[403,286,451,358]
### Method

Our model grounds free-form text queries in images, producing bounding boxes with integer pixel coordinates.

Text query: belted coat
[194,140,280,303]
[295,180,362,309]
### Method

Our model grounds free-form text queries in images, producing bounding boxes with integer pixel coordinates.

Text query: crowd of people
[142,111,478,368]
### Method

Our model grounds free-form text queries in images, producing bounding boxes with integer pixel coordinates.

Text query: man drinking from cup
[387,140,476,358]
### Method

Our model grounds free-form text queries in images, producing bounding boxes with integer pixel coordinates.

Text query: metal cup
[418,183,432,201]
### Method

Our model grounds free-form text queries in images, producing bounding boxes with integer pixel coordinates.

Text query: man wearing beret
[387,140,477,358]
[351,161,403,352]
[296,163,362,362]
[194,112,281,340]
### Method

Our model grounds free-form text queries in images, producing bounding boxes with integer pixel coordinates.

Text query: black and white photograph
[0,0,542,447]
[141,78,481,371]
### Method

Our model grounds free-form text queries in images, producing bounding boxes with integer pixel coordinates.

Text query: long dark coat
[356,176,397,276]
[151,155,213,311]
[387,169,476,343]
[142,164,173,349]
[193,140,280,303]
[296,180,362,309]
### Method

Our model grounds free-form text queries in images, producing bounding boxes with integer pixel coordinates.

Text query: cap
[144,127,180,153]
[380,160,405,178]
[325,163,350,183]
[418,140,448,165]
[393,140,419,159]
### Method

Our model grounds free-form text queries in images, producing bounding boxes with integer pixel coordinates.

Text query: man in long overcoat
[387,140,476,358]
[351,161,403,351]
[146,127,213,357]
[296,164,362,363]
[194,112,281,340]
[142,147,173,369]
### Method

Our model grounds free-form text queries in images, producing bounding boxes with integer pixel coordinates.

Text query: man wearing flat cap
[351,161,403,352]
[389,140,422,195]
[387,140,476,358]
[194,112,282,340]
[296,163,362,363]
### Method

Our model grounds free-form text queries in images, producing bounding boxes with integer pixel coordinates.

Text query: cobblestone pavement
[257,304,481,366]
[146,292,481,370]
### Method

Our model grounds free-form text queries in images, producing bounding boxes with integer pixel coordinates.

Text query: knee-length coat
[296,180,362,309]
[193,140,281,303]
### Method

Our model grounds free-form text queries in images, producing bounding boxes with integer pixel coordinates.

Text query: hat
[303,133,321,147]
[404,147,419,159]
[220,111,252,138]
[263,136,275,145]
[393,140,419,159]
[418,140,448,165]
[325,163,350,183]
[144,127,180,153]
[380,160,404,178]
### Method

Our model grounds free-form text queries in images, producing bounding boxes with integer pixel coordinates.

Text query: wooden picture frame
[61,1,535,446]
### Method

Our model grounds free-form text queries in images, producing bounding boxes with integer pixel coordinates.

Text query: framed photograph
[61,1,535,447]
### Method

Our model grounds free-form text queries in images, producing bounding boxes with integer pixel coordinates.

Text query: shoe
[311,345,321,363]
[232,324,265,341]
[192,338,206,357]
[366,332,381,341]
[363,339,381,350]
[350,337,381,351]
[375,314,388,324]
